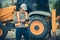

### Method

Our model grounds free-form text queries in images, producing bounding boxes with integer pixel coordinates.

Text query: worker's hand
[24,19,30,24]
[25,23,29,27]
[15,23,20,26]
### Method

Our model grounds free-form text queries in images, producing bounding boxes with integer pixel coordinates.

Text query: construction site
[0,0,60,40]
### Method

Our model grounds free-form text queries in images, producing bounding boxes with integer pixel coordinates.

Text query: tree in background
[54,0,60,16]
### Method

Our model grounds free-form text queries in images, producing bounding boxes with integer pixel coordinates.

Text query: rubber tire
[0,26,8,40]
[29,16,50,39]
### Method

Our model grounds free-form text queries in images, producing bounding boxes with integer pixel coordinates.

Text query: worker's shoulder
[25,11,28,14]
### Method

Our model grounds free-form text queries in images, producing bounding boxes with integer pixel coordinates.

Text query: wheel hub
[34,25,39,31]
[30,21,44,35]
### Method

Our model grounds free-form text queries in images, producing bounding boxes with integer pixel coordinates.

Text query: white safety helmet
[20,3,27,10]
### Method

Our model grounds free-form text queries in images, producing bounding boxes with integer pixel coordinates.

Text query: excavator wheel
[29,16,50,39]
[0,26,8,40]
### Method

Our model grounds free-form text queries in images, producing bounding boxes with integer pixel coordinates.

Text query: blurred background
[0,0,60,40]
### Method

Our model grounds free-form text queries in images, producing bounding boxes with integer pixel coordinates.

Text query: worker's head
[20,3,27,11]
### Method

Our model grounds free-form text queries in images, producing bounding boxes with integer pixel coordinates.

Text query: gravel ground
[4,29,60,40]
[4,37,60,40]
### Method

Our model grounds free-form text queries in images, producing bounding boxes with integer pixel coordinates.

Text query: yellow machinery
[0,0,16,39]
[0,0,60,40]
[0,6,16,21]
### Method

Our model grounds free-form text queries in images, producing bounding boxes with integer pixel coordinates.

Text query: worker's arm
[25,11,30,24]
[16,12,20,22]
[25,12,28,19]
[15,12,20,26]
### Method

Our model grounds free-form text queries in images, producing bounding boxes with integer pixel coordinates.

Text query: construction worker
[15,3,29,40]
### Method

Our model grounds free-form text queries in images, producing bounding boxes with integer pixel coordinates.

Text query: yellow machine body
[0,6,16,22]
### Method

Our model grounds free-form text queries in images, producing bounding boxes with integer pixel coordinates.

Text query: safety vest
[16,11,28,28]
[17,11,28,22]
